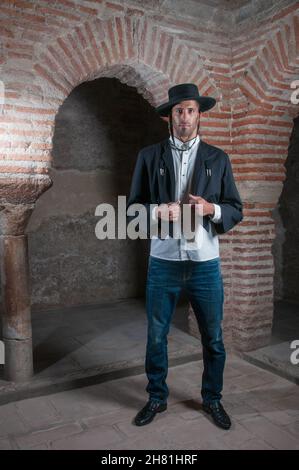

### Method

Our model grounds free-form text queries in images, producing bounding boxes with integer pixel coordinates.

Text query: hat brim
[156,95,216,117]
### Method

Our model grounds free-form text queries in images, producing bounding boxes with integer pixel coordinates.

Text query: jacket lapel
[160,139,176,202]
[191,141,214,232]
[191,140,212,196]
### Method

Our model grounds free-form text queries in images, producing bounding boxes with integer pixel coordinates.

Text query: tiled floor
[0,298,202,400]
[0,298,298,449]
[0,355,298,450]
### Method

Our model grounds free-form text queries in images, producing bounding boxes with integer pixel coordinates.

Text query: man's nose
[180,110,189,119]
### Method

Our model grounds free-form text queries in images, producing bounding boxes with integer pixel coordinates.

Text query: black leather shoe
[202,401,231,430]
[134,400,167,426]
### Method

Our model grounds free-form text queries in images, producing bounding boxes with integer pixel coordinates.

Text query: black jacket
[126,137,243,238]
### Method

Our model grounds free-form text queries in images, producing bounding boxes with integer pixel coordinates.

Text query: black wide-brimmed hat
[156,83,216,116]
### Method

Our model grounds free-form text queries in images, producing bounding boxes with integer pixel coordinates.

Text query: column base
[3,338,33,382]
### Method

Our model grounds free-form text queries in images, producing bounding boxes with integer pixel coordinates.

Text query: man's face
[171,100,200,141]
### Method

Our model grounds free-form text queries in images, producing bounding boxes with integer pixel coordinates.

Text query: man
[126,83,243,430]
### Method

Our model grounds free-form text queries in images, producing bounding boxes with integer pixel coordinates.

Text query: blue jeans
[145,255,225,405]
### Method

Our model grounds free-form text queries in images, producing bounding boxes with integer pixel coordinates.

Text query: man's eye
[175,109,195,114]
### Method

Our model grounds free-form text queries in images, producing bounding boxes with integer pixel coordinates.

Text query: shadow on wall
[26,77,168,312]
[273,115,299,305]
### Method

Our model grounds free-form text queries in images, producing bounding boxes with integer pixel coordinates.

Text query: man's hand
[188,194,215,217]
[156,201,181,221]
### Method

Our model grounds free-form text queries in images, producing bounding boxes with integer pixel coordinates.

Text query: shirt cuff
[209,204,222,223]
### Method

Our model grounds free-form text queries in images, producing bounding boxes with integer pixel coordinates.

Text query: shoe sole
[134,404,167,426]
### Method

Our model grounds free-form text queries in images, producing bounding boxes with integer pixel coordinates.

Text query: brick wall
[0,0,298,351]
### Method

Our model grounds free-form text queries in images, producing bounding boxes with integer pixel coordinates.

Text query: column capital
[0,175,52,206]
[0,203,35,236]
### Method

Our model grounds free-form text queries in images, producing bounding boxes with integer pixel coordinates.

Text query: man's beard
[177,125,196,140]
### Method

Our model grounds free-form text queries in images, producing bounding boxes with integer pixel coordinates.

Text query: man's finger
[189,194,203,199]
[189,195,203,202]
[169,209,180,216]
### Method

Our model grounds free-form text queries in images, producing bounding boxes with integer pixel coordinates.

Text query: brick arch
[0,15,222,197]
[32,17,222,109]
[31,15,222,103]
[33,16,221,169]
[235,19,299,113]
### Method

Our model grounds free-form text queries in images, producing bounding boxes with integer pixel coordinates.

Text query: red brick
[37,6,80,22]
[125,16,134,59]
[115,16,125,61]
[106,2,124,12]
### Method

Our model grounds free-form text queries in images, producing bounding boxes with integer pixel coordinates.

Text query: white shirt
[150,135,222,262]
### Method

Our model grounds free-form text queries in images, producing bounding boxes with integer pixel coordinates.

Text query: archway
[27,76,168,311]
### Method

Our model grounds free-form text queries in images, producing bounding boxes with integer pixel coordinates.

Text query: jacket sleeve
[126,149,158,237]
[213,153,243,234]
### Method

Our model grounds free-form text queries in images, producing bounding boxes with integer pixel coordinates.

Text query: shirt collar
[169,134,200,150]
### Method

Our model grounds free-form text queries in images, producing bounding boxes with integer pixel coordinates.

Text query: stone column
[0,204,35,382]
[0,176,52,382]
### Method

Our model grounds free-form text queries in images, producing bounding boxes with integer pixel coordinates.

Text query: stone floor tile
[50,425,124,450]
[0,438,14,450]
[0,403,30,438]
[16,397,61,429]
[237,438,275,450]
[15,422,83,449]
[241,415,299,450]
